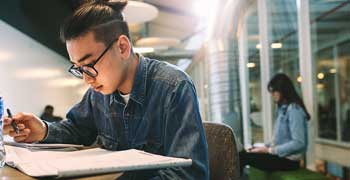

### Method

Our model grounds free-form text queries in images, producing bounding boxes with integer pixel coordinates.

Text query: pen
[7,108,19,134]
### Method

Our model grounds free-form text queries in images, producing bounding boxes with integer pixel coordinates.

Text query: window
[243,4,264,145]
[266,0,302,121]
[316,47,337,140]
[310,0,350,143]
[338,41,350,142]
[267,0,301,82]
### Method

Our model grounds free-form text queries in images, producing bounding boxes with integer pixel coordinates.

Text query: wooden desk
[0,165,123,180]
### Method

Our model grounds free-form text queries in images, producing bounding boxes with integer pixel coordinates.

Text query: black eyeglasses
[68,38,117,79]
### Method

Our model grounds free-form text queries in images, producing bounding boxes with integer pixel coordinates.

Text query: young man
[4,1,209,179]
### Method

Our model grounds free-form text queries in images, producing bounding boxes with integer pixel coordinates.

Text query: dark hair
[60,0,130,46]
[44,105,54,110]
[268,73,311,120]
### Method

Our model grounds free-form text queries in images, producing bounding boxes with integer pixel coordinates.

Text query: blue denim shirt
[43,55,209,180]
[272,103,308,160]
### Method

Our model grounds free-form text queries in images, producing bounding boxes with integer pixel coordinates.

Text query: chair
[203,121,240,180]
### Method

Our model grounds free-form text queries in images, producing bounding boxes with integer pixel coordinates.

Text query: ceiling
[0,0,200,62]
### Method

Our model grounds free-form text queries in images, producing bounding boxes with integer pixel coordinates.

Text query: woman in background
[240,73,310,172]
[40,105,63,123]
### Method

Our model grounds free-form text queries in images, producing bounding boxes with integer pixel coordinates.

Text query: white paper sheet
[5,145,192,178]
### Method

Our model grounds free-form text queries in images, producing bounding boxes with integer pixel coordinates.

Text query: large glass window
[266,0,301,121]
[315,47,337,140]
[245,5,264,144]
[267,0,301,81]
[338,41,350,142]
[310,0,350,143]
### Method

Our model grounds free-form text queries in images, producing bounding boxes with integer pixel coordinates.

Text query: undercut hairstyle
[60,0,131,46]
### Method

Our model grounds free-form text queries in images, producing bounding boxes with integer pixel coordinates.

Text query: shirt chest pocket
[94,111,124,150]
[133,138,163,154]
[129,115,163,153]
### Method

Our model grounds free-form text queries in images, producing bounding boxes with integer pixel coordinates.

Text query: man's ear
[118,35,131,59]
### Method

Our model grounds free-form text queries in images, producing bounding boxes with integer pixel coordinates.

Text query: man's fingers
[14,135,29,142]
[5,112,35,125]
[3,117,12,125]
[5,112,35,121]
[17,124,26,130]
[4,112,27,124]
[12,112,31,122]
[9,128,31,137]
[3,124,14,134]
[3,123,26,135]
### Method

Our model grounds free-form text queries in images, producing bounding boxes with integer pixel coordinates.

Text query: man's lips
[93,85,103,91]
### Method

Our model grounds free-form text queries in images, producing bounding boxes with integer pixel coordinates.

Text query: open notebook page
[5,145,192,178]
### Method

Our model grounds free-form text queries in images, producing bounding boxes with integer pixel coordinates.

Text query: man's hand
[4,112,47,143]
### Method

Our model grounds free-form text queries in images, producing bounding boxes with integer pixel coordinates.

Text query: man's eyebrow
[72,54,93,64]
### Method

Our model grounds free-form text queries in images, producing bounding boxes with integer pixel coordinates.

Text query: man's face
[66,32,130,95]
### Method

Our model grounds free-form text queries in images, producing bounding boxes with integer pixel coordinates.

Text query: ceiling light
[124,1,158,24]
[271,43,283,49]
[247,63,256,68]
[317,73,325,80]
[329,68,336,74]
[255,43,283,49]
[297,76,302,83]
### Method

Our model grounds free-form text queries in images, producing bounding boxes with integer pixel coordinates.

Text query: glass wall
[241,0,305,146]
[315,47,337,140]
[267,0,301,82]
[188,0,350,171]
[338,41,350,142]
[266,0,301,120]
[186,53,209,122]
[244,4,264,144]
[310,0,350,143]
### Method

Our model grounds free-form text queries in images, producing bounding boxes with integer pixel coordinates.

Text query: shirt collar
[109,54,147,106]
[129,54,147,105]
[278,103,289,113]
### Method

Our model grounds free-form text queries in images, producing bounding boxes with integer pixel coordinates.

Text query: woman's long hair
[268,73,311,120]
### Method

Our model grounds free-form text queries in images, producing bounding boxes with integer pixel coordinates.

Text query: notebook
[4,141,84,150]
[4,135,84,151]
[5,145,192,178]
